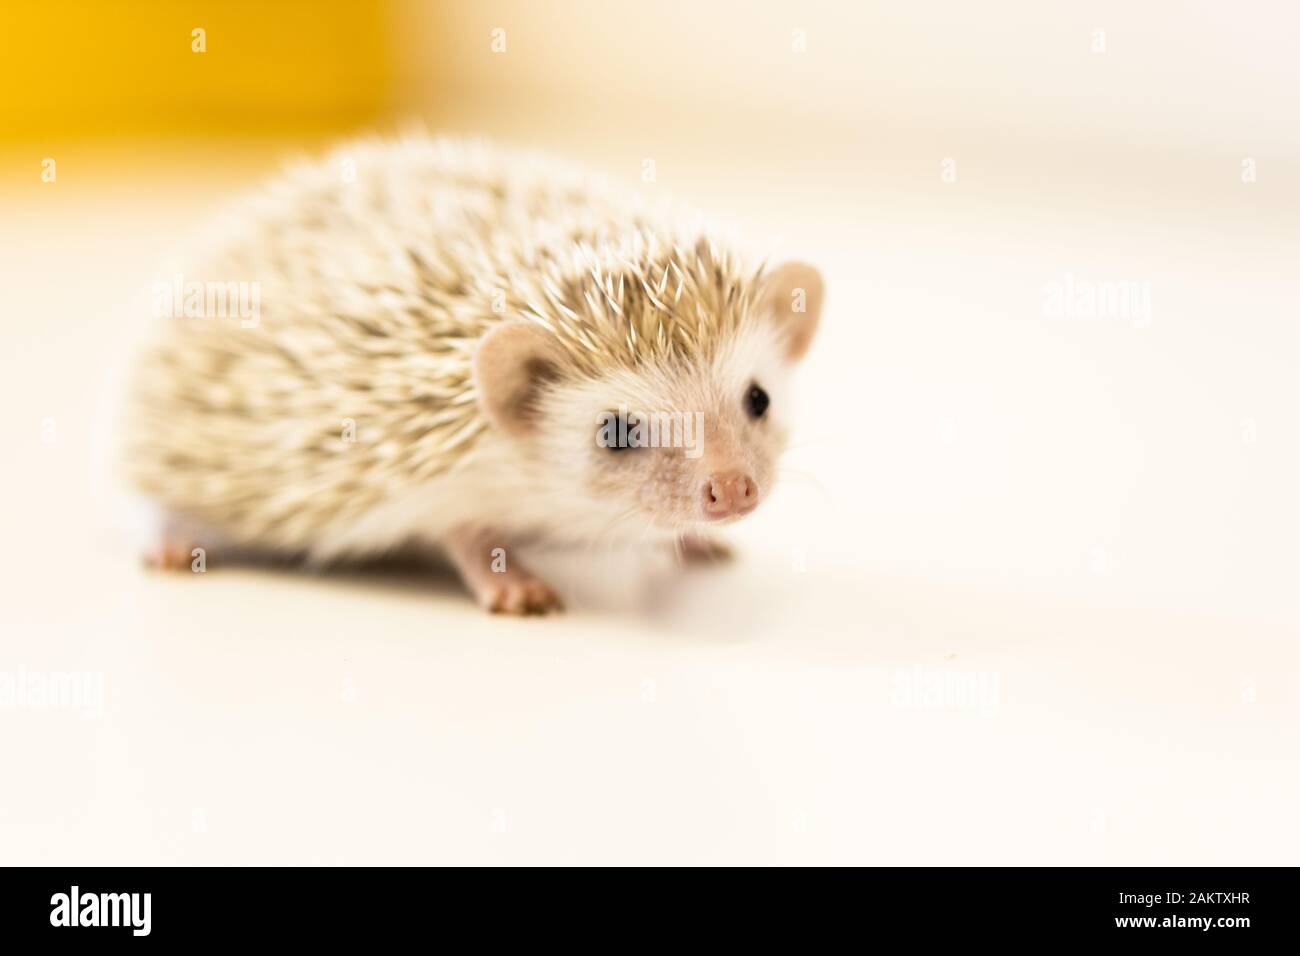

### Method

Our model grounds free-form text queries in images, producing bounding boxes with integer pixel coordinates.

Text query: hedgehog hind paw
[139,513,213,573]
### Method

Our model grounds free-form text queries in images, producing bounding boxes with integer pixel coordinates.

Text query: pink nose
[702,471,757,520]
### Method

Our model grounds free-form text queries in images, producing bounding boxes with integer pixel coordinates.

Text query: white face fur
[474,261,823,545]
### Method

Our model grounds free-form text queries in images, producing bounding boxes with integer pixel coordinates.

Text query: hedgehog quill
[123,137,823,614]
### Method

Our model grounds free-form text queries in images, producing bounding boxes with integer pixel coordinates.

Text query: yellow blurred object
[0,0,397,140]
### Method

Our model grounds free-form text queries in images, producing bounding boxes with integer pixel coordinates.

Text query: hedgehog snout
[701,470,758,521]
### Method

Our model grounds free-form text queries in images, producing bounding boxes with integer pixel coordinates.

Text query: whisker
[776,467,833,499]
[587,506,640,555]
[782,435,834,453]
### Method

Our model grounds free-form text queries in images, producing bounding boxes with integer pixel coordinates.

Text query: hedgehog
[123,136,823,614]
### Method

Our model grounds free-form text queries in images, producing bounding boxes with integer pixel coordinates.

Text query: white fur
[121,135,811,568]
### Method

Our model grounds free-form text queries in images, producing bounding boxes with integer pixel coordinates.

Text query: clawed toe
[485,578,564,615]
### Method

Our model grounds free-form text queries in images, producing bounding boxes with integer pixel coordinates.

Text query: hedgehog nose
[702,471,757,520]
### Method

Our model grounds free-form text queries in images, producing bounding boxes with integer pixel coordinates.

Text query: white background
[1,1,1297,863]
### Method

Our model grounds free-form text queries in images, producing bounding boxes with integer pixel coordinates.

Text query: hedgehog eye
[745,383,770,419]
[597,411,639,452]
[607,420,629,452]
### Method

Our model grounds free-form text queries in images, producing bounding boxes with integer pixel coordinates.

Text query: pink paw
[676,534,735,565]
[481,576,564,615]
[142,536,202,572]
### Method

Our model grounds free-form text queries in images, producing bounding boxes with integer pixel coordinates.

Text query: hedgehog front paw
[445,526,564,615]
[480,575,564,615]
[676,534,735,565]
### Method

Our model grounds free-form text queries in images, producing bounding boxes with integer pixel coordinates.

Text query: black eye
[746,384,770,419]
[598,412,637,451]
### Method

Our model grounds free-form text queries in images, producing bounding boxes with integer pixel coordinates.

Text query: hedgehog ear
[474,321,563,435]
[758,261,823,362]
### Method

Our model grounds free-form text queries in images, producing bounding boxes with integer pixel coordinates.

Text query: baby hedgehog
[124,136,823,614]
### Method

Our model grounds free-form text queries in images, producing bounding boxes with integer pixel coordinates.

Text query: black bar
[0,867,1293,944]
